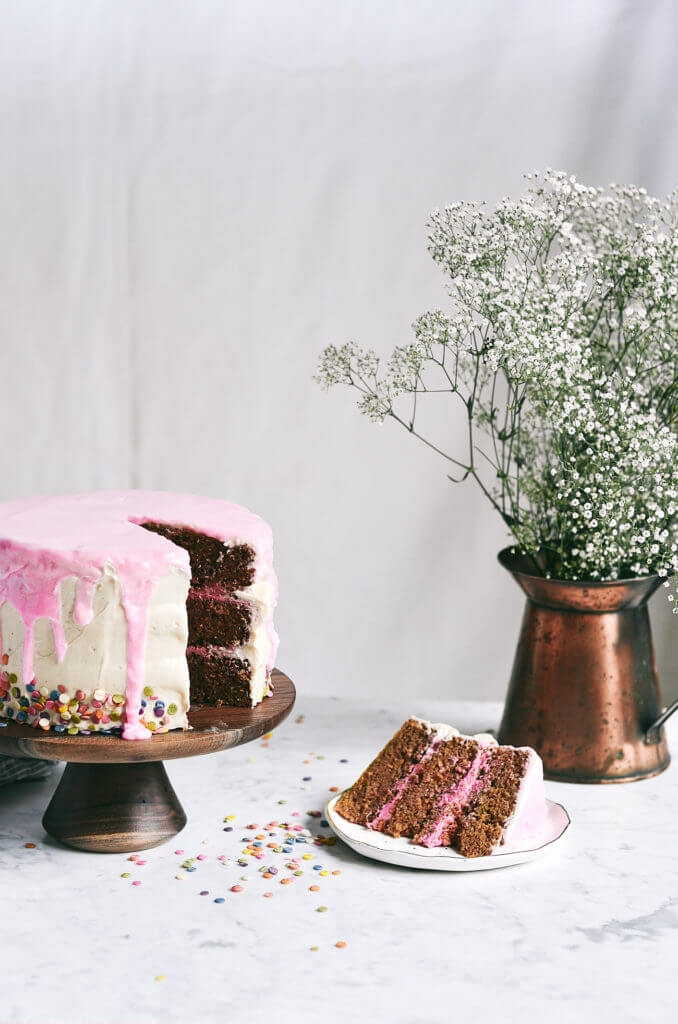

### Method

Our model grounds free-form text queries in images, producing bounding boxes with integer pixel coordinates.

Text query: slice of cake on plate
[335,717,547,857]
[0,491,278,739]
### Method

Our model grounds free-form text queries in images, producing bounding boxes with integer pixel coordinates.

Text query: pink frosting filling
[367,736,441,829]
[417,744,494,847]
[0,491,278,739]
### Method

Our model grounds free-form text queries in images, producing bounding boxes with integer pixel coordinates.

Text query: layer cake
[335,717,547,857]
[0,491,278,739]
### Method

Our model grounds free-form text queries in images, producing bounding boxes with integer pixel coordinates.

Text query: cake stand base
[0,669,295,853]
[43,761,187,852]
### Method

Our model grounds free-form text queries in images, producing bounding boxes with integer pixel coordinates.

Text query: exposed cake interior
[335,717,547,857]
[140,521,272,707]
[334,718,435,826]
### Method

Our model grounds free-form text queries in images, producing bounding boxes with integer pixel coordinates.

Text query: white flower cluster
[318,171,678,587]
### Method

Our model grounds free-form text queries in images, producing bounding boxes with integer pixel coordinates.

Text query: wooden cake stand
[0,668,295,853]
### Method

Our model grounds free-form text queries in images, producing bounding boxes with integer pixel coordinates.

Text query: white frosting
[412,716,496,746]
[233,580,275,706]
[0,566,191,731]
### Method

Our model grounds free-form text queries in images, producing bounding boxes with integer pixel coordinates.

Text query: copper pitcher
[497,547,678,783]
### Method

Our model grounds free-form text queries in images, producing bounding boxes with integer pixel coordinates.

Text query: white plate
[325,794,571,871]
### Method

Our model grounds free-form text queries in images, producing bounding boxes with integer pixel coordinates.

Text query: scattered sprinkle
[316,905,328,913]
[230,885,243,893]
[335,941,347,949]
[214,898,225,904]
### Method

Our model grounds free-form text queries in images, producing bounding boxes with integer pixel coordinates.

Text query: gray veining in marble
[1,696,676,1024]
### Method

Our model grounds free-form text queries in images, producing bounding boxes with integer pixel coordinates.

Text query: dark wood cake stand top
[0,669,295,763]
[0,669,296,853]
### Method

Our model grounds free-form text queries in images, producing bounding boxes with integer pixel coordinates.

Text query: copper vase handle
[645,700,678,745]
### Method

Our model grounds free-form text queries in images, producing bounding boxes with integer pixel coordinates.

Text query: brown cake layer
[187,591,253,648]
[380,737,480,838]
[186,646,253,706]
[453,748,529,858]
[140,521,255,589]
[334,718,433,826]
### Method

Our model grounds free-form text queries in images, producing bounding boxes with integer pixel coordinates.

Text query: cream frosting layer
[0,491,278,738]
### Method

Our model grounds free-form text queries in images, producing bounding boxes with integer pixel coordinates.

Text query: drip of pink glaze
[73,577,97,627]
[119,572,157,740]
[417,745,494,848]
[0,491,278,739]
[367,737,442,830]
[22,620,34,685]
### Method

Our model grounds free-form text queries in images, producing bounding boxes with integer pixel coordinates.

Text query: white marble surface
[1,695,676,1024]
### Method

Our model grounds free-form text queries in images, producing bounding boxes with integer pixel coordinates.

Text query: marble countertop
[1,694,676,1024]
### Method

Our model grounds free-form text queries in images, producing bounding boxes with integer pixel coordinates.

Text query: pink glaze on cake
[497,749,548,853]
[0,491,278,739]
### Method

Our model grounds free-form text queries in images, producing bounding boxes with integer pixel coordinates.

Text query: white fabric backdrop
[0,0,676,702]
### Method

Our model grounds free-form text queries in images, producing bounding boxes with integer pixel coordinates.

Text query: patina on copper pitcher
[497,547,678,783]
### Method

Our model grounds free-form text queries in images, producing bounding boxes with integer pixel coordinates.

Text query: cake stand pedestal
[0,669,295,853]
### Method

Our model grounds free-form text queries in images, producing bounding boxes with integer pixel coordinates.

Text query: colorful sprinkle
[230,885,243,893]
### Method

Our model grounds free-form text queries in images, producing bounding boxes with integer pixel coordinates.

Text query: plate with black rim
[325,794,571,871]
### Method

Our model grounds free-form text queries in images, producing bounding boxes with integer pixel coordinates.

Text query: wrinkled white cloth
[0,749,52,785]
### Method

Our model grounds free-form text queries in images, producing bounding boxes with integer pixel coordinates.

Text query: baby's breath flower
[318,170,678,602]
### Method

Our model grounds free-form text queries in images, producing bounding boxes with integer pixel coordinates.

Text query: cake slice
[335,717,547,857]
